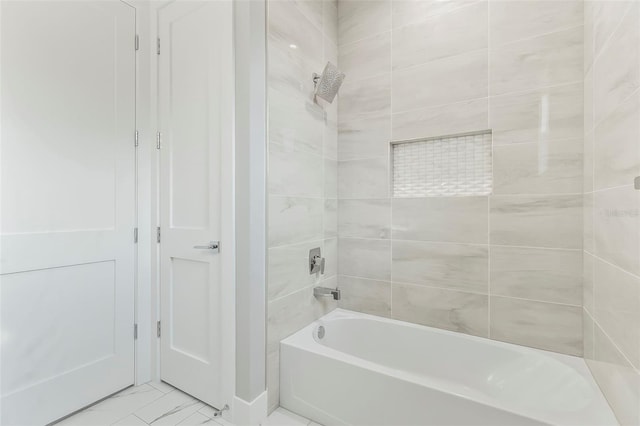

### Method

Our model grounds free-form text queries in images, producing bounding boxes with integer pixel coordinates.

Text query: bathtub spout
[314,286,341,301]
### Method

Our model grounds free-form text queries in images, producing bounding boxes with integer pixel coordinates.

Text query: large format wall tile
[392,197,488,244]
[339,72,391,123]
[339,199,391,239]
[490,296,583,356]
[268,240,324,300]
[490,0,583,47]
[392,283,488,337]
[339,32,391,81]
[593,1,633,56]
[490,26,582,96]
[338,157,389,199]
[269,90,324,156]
[392,1,487,69]
[583,252,595,314]
[338,0,390,46]
[593,257,640,368]
[338,237,391,281]
[269,143,324,197]
[392,49,488,112]
[490,246,582,305]
[593,3,640,125]
[392,240,488,293]
[392,98,489,142]
[269,196,324,247]
[338,275,391,317]
[391,0,480,29]
[492,138,583,195]
[594,93,640,190]
[490,83,583,146]
[490,194,582,249]
[594,185,640,276]
[338,113,391,161]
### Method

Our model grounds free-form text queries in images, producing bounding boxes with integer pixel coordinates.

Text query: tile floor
[55,383,318,426]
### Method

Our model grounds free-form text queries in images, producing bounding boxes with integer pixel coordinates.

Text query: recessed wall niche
[392,130,493,198]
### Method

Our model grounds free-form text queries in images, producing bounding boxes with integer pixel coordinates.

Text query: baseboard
[230,391,268,426]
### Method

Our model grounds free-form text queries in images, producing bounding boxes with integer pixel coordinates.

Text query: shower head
[313,62,345,103]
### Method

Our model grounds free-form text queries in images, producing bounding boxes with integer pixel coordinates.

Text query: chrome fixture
[314,286,341,301]
[313,62,345,103]
[309,247,325,274]
[193,241,220,253]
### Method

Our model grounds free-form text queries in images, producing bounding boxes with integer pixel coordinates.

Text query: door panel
[0,1,136,424]
[158,0,233,409]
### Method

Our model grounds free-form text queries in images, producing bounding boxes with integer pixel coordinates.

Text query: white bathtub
[280,309,617,426]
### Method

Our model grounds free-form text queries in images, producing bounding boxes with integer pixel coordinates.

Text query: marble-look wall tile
[392,197,488,244]
[392,49,488,112]
[584,70,594,133]
[490,83,583,146]
[594,93,640,191]
[593,0,634,57]
[584,0,594,76]
[292,0,323,32]
[269,1,324,66]
[324,158,337,198]
[583,309,595,360]
[592,3,640,125]
[269,143,324,197]
[338,157,389,199]
[588,323,640,426]
[268,240,324,300]
[339,32,391,81]
[324,198,337,238]
[594,185,640,276]
[337,275,391,317]
[269,90,324,156]
[323,237,338,278]
[269,196,323,247]
[583,131,593,193]
[338,199,390,239]
[392,98,488,142]
[593,257,640,368]
[391,0,480,29]
[323,0,338,44]
[490,26,583,96]
[584,192,594,252]
[392,283,489,337]
[490,194,582,249]
[339,72,391,123]
[490,246,582,305]
[392,2,487,69]
[338,237,391,281]
[338,0,390,46]
[392,241,488,293]
[266,350,280,412]
[490,0,583,47]
[492,138,583,195]
[490,296,583,356]
[583,251,595,314]
[338,113,391,161]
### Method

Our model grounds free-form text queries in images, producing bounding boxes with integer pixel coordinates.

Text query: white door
[158,0,233,409]
[0,1,137,425]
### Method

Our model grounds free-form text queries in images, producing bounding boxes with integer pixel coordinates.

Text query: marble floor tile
[261,408,311,426]
[113,415,149,426]
[135,390,204,426]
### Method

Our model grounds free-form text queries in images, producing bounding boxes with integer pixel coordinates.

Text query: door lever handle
[193,241,220,252]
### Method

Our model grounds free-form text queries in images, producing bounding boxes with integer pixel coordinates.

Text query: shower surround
[266,0,339,413]
[337,0,584,354]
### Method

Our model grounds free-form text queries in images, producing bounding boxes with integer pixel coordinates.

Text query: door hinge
[135,130,139,147]
[156,132,161,149]
[157,321,161,338]
[156,37,161,55]
[135,34,140,51]
[134,227,138,243]
[156,227,161,243]
[134,324,138,340]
